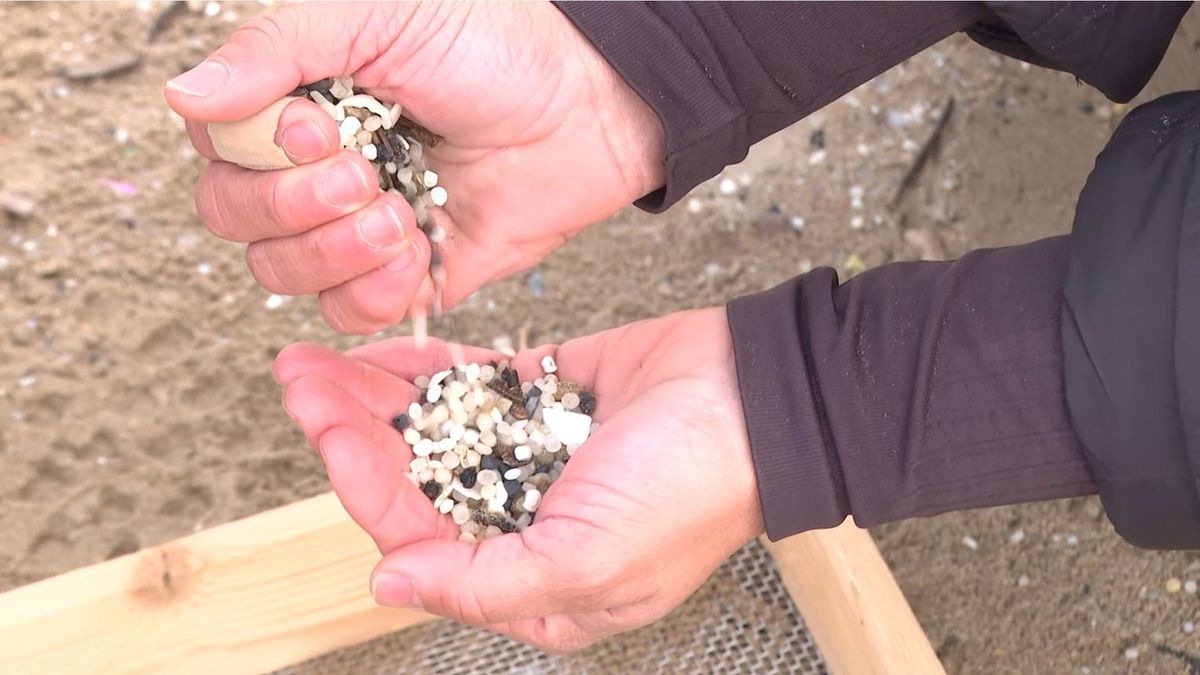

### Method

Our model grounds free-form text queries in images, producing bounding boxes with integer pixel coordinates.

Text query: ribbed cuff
[726,272,849,540]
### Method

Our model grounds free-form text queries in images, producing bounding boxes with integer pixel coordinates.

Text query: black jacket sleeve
[1063,92,1200,549]
[727,238,1099,539]
[557,1,1189,212]
[557,1,987,212]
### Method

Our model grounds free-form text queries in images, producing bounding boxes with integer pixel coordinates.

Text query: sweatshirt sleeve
[555,1,986,212]
[727,237,1098,540]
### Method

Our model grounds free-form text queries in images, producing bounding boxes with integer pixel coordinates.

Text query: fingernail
[280,120,333,162]
[167,60,230,97]
[356,204,406,249]
[372,572,421,608]
[318,160,370,209]
[383,240,421,273]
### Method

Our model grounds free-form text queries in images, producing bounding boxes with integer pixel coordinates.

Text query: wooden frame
[0,493,943,675]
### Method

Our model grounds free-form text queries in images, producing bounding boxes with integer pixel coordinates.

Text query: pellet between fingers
[292,76,448,326]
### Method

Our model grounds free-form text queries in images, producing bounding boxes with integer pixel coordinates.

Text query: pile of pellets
[292,76,449,313]
[392,356,597,542]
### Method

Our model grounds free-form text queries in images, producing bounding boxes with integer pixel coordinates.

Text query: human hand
[273,307,763,651]
[166,1,666,334]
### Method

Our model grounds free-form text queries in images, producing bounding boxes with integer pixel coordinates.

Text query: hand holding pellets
[205,76,449,325]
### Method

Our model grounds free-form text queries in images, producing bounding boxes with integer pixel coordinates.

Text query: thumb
[163,4,393,122]
[369,532,586,625]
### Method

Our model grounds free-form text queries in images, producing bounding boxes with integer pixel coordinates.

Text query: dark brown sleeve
[556,1,987,211]
[727,237,1098,540]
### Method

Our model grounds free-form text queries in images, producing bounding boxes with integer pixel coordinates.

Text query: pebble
[543,408,592,446]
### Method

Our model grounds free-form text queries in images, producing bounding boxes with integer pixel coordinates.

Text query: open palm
[274,308,763,651]
[168,1,665,333]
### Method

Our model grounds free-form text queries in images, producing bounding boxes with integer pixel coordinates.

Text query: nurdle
[392,355,599,543]
[291,76,449,320]
[205,75,450,327]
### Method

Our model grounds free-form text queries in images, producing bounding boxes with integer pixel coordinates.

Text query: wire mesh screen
[279,539,827,675]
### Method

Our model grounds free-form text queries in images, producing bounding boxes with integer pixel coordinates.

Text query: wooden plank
[0,492,434,675]
[1,490,939,674]
[763,521,946,675]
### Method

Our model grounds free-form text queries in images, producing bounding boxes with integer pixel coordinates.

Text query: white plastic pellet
[426,383,443,403]
[361,143,377,160]
[451,502,471,525]
[541,355,557,374]
[504,468,522,480]
[438,498,455,514]
[403,428,422,445]
[413,439,434,457]
[430,186,448,206]
[522,489,541,512]
[515,445,532,462]
[423,170,439,188]
[477,469,500,486]
[442,451,460,470]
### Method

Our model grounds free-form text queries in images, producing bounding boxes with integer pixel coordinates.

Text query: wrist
[574,35,667,202]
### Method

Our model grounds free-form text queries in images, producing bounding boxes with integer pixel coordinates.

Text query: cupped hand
[167,1,665,334]
[273,307,763,651]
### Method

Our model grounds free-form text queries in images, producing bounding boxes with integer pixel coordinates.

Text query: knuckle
[448,585,501,626]
[351,285,404,327]
[532,624,592,655]
[263,172,297,234]
[319,293,374,336]
[244,244,288,294]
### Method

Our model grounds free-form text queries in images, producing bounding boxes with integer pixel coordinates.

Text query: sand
[2,3,1199,673]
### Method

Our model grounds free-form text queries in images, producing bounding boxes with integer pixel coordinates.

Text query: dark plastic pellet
[579,392,597,415]
[421,481,441,500]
